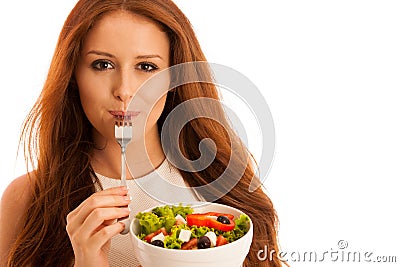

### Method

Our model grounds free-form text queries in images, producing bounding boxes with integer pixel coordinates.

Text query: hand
[66,186,131,267]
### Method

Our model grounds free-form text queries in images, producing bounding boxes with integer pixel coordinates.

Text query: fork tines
[115,114,134,121]
[115,120,133,127]
[114,113,133,127]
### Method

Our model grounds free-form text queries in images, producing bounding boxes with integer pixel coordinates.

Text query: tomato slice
[186,212,235,231]
[144,227,167,243]
[181,238,198,250]
[216,235,228,246]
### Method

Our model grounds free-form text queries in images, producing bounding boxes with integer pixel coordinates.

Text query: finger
[67,187,130,228]
[67,196,130,236]
[90,222,126,251]
[73,186,129,215]
[67,186,129,224]
[103,218,118,226]
[79,207,130,240]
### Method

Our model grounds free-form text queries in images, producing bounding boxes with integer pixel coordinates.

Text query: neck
[91,125,165,179]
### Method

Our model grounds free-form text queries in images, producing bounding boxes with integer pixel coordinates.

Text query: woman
[0,0,284,266]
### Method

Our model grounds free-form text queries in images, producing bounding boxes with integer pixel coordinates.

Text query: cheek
[146,95,167,128]
[79,88,93,113]
[76,69,94,117]
[78,84,99,121]
[77,69,107,112]
[76,73,111,131]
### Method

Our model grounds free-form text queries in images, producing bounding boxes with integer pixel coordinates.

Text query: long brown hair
[9,1,284,266]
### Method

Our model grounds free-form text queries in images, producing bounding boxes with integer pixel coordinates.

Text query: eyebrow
[86,50,115,58]
[136,54,164,60]
[86,50,164,60]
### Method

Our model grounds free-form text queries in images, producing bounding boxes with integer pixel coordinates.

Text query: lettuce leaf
[135,212,164,236]
[171,204,194,217]
[190,225,211,238]
[164,235,184,249]
[152,205,174,218]
[152,203,193,218]
[136,204,194,236]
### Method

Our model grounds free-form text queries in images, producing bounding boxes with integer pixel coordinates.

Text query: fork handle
[120,148,127,186]
[118,147,130,234]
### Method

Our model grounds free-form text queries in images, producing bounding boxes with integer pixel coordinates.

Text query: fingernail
[124,195,132,201]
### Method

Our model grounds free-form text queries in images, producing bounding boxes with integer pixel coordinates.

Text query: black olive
[217,215,230,224]
[197,236,211,249]
[151,240,164,247]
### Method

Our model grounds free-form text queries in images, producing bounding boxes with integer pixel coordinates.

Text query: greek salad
[135,204,250,250]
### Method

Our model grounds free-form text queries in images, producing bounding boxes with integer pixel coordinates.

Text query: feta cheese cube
[151,232,165,243]
[178,229,192,242]
[175,214,187,224]
[205,231,217,247]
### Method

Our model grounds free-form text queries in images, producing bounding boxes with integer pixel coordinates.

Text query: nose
[113,69,137,105]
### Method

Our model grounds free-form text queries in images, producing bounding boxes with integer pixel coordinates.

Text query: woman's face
[75,11,170,144]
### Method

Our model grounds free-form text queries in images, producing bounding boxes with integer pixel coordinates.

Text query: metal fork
[115,115,133,234]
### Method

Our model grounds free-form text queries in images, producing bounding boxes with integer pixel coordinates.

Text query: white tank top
[96,159,201,267]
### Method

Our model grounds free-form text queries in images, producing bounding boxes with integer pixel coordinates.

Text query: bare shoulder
[1,173,34,210]
[0,173,35,264]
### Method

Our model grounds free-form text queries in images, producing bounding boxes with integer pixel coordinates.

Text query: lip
[110,110,141,120]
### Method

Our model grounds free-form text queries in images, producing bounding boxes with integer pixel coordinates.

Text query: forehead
[81,10,169,58]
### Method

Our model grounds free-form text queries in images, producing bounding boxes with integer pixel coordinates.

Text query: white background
[0,1,399,266]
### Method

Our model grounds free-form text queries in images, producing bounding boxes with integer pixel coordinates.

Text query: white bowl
[130,202,253,267]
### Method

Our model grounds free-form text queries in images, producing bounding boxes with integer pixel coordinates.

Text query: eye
[91,60,114,71]
[137,62,159,72]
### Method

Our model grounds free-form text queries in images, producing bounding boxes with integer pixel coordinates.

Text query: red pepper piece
[186,212,235,231]
[203,212,234,220]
